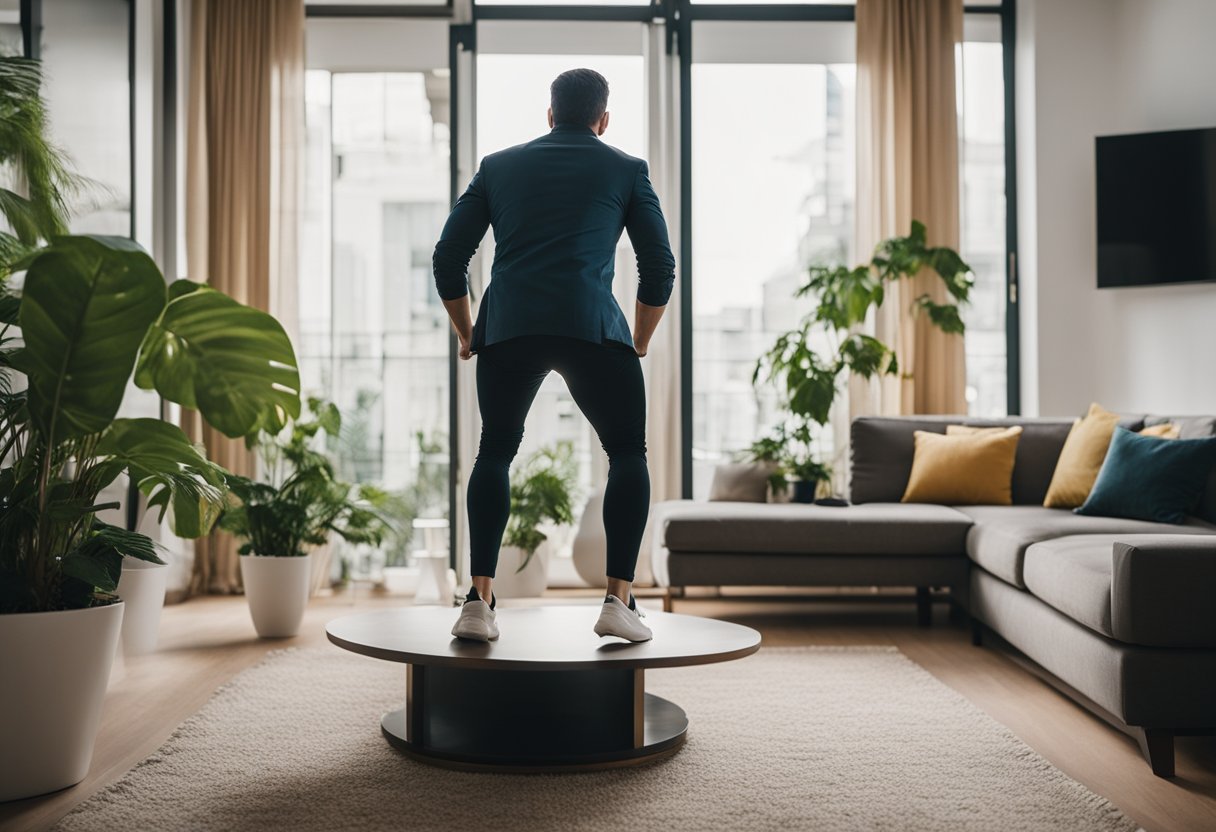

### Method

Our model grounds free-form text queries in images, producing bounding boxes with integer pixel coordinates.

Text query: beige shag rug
[56,646,1136,832]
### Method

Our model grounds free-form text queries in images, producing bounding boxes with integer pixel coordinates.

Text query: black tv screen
[1095,127,1216,288]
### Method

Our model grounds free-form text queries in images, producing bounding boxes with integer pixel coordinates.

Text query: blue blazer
[433,124,675,352]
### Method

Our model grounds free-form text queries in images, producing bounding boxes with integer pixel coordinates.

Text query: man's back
[432,123,675,351]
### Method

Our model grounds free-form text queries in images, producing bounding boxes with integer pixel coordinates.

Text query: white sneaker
[451,596,498,642]
[594,595,653,642]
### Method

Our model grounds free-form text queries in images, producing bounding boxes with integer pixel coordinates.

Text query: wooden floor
[3,589,1214,832]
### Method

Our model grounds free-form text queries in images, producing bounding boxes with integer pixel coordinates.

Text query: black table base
[380,664,688,772]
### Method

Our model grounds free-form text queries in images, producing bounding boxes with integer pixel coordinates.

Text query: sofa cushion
[1077,427,1216,523]
[660,502,973,556]
[901,427,1022,505]
[1043,402,1121,508]
[1023,534,1216,648]
[850,415,1142,506]
[953,505,1216,588]
[1145,414,1216,523]
[707,462,773,503]
[1022,535,1118,638]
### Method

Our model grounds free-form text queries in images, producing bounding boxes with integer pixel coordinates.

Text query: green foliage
[0,56,90,271]
[739,421,832,496]
[13,236,165,443]
[503,444,578,573]
[218,400,394,558]
[0,237,301,613]
[135,280,301,438]
[750,221,972,484]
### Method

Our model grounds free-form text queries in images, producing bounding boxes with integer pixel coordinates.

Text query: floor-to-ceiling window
[303,19,452,579]
[305,1,1017,568]
[959,19,1009,417]
[689,21,856,498]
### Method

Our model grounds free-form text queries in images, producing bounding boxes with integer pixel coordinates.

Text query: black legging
[467,335,650,582]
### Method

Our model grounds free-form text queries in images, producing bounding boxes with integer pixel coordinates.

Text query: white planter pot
[0,602,124,801]
[114,557,168,655]
[492,544,549,598]
[240,554,312,638]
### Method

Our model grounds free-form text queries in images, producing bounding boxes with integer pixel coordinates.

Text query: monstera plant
[0,235,300,613]
[0,234,299,800]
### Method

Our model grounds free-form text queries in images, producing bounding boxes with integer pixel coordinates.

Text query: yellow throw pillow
[1043,403,1120,508]
[1140,423,1180,439]
[902,426,1023,506]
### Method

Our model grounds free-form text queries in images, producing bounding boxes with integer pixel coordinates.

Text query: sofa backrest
[850,414,1145,506]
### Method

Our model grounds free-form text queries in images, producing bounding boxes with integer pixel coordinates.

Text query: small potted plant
[741,422,832,503]
[493,444,578,598]
[218,399,393,637]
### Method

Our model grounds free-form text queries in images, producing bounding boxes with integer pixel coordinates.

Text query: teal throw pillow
[1076,427,1216,524]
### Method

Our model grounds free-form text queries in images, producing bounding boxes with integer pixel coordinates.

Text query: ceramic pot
[0,602,124,801]
[239,554,312,638]
[114,557,169,655]
[792,479,819,504]
[492,544,549,598]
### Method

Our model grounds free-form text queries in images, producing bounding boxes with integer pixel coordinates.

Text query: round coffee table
[326,605,761,772]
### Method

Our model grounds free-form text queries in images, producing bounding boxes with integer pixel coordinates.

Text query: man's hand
[442,295,476,361]
[632,300,666,360]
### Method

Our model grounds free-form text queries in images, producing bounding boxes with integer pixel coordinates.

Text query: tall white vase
[240,554,312,638]
[115,556,169,655]
[0,602,124,801]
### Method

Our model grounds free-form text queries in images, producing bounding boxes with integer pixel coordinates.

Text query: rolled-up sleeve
[625,161,675,307]
[433,165,491,300]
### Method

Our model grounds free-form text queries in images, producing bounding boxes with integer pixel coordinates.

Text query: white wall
[1018,0,1216,417]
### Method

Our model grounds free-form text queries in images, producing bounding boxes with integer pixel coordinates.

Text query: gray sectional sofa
[651,414,1216,777]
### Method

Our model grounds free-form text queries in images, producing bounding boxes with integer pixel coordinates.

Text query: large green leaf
[135,280,300,439]
[16,235,166,443]
[95,418,227,539]
[61,522,163,593]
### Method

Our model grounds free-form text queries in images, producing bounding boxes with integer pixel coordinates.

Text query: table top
[325,605,762,671]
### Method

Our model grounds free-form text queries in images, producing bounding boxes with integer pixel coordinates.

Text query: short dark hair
[550,68,609,127]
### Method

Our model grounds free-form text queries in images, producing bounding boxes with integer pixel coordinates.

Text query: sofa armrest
[1111,537,1216,648]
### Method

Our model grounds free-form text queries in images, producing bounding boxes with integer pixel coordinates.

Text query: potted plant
[752,221,973,493]
[494,443,578,599]
[218,399,393,637]
[0,236,299,799]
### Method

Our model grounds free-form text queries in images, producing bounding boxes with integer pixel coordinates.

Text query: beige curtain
[854,0,966,416]
[186,0,305,594]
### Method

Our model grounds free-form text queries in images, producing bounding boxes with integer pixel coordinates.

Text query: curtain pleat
[186,0,305,595]
[854,0,966,417]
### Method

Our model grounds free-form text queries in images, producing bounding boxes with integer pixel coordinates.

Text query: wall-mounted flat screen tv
[1096,127,1216,288]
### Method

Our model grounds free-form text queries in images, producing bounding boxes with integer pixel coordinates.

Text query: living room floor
[3,590,1214,832]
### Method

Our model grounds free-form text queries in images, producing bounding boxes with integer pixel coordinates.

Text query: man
[434,68,675,643]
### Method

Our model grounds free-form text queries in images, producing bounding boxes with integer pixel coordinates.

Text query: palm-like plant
[0,56,88,270]
[0,235,300,613]
[218,399,394,558]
